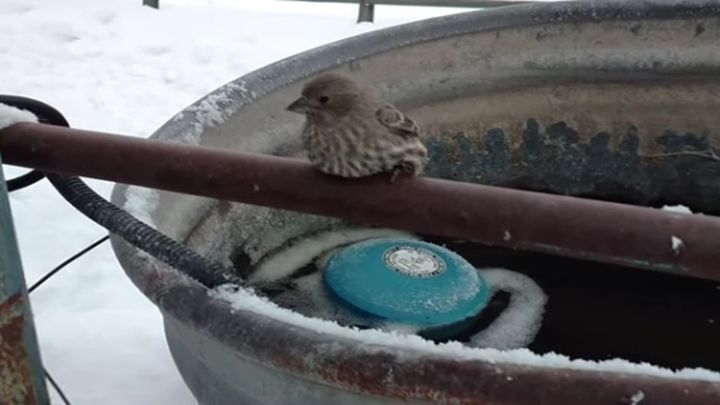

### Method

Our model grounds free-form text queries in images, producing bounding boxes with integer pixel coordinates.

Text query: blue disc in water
[323,238,491,330]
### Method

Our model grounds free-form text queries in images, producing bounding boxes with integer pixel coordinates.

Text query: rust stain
[0,294,37,405]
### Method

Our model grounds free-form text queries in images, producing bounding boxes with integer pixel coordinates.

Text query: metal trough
[110,1,720,403]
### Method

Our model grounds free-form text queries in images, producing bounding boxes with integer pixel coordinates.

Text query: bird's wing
[376,104,420,138]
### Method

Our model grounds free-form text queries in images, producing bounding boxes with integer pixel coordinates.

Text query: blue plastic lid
[323,238,491,328]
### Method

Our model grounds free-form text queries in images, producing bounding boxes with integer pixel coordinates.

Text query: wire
[3,94,239,290]
[46,174,240,287]
[28,236,109,293]
[6,169,45,192]
[1,95,69,192]
[44,368,71,405]
[28,236,109,405]
[28,237,109,404]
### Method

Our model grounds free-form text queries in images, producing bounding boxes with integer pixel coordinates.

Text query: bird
[286,73,428,182]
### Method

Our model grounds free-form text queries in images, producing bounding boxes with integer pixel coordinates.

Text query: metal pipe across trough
[2,121,719,282]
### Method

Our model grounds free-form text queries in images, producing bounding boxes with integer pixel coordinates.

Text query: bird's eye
[319,96,329,104]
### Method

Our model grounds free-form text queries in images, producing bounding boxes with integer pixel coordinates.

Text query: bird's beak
[286,97,310,113]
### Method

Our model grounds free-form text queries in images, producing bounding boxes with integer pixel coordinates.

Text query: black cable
[1,95,69,192]
[26,234,108,405]
[45,175,239,287]
[27,236,109,404]
[44,368,71,405]
[7,169,44,192]
[28,236,109,293]
[0,95,241,288]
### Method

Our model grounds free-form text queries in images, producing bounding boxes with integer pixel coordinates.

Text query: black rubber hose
[1,95,67,191]
[6,167,43,192]
[1,95,241,288]
[45,174,239,287]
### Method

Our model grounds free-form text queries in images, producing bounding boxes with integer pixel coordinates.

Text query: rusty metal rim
[115,252,720,404]
[109,0,720,402]
[143,0,720,147]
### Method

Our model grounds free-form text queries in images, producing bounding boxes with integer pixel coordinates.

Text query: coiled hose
[1,95,240,288]
[2,95,59,191]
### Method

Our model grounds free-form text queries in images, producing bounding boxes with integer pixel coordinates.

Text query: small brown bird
[286,73,428,181]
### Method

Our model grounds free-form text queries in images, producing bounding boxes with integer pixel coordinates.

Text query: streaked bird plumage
[286,73,428,181]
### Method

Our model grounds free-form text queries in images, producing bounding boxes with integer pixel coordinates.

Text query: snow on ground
[0,1,469,403]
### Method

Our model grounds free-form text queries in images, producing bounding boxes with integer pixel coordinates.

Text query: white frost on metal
[469,268,547,350]
[168,80,256,146]
[124,186,159,229]
[0,103,38,130]
[661,204,693,214]
[249,227,419,283]
[671,235,684,255]
[211,283,720,382]
[629,390,646,405]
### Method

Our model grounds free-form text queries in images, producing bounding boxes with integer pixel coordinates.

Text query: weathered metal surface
[104,0,720,403]
[3,121,720,282]
[162,296,720,405]
[0,160,49,405]
[426,119,720,215]
[357,0,374,23]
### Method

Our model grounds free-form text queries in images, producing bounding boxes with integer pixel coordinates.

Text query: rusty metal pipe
[2,122,719,282]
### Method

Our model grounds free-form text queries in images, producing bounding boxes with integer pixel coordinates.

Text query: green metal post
[358,0,375,22]
[0,157,49,404]
[143,0,159,9]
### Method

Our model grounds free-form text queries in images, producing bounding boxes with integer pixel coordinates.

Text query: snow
[671,235,684,255]
[124,186,158,228]
[662,204,694,214]
[249,227,418,283]
[629,390,646,405]
[172,81,254,146]
[212,283,720,382]
[0,103,38,130]
[469,269,547,350]
[1,1,470,403]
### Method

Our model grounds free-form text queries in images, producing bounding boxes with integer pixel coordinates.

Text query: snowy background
[0,1,473,403]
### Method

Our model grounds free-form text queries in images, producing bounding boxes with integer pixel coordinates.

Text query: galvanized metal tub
[110,1,720,403]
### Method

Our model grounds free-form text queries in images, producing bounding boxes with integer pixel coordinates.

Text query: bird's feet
[389,162,415,183]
